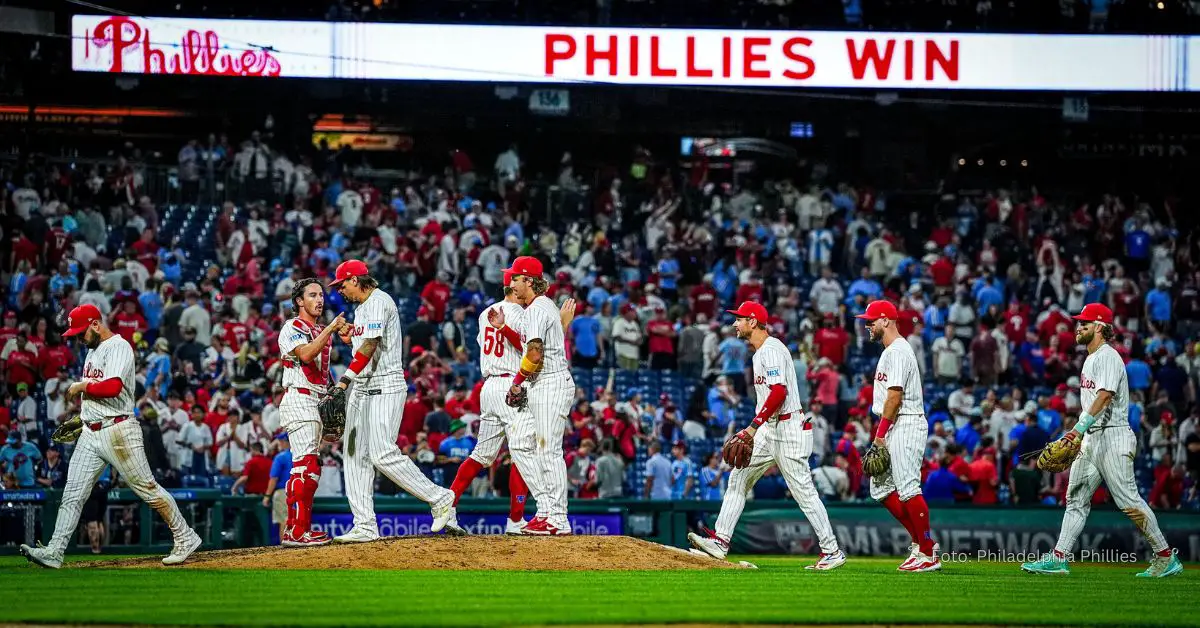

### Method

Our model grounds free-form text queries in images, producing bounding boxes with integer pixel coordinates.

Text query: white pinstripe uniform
[869,337,929,502]
[1055,343,1168,555]
[515,295,574,529]
[277,317,331,459]
[43,335,197,555]
[343,288,453,534]
[713,336,839,554]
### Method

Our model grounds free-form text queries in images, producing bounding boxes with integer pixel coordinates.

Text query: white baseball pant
[343,387,453,534]
[714,418,839,554]
[869,415,929,501]
[279,391,321,458]
[1055,427,1168,555]
[477,376,545,508]
[526,371,574,528]
[45,419,194,554]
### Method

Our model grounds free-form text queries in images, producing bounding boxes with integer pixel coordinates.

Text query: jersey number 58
[483,327,505,357]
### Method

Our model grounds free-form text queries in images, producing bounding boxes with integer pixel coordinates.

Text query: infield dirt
[78,535,743,571]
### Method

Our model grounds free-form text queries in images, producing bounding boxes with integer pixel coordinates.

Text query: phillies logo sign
[80,16,282,76]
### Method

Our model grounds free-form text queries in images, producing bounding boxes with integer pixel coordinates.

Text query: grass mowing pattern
[2,555,1194,626]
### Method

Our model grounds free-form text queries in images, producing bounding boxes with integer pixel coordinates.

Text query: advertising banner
[731,507,1200,561]
[302,512,623,542]
[72,15,1200,91]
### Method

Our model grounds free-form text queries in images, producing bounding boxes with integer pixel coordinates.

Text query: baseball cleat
[520,516,548,535]
[505,519,527,535]
[431,504,467,535]
[522,517,571,536]
[1136,549,1184,578]
[282,530,332,548]
[900,542,941,570]
[162,531,203,566]
[805,550,847,571]
[899,552,942,573]
[1021,552,1070,575]
[20,543,63,569]
[333,526,380,544]
[687,531,729,560]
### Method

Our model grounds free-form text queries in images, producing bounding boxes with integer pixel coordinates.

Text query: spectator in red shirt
[111,300,147,344]
[401,386,432,445]
[232,443,273,495]
[689,274,718,321]
[37,336,73,380]
[835,425,862,497]
[223,317,249,352]
[420,271,453,322]
[1149,457,1185,510]
[444,387,470,419]
[0,311,19,347]
[969,446,999,505]
[205,397,234,439]
[1048,384,1069,414]
[10,228,38,270]
[930,253,955,288]
[130,228,159,274]
[734,275,764,308]
[646,308,677,370]
[812,314,850,367]
[945,444,974,502]
[6,335,38,393]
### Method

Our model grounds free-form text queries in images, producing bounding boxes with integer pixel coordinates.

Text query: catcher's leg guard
[290,455,321,535]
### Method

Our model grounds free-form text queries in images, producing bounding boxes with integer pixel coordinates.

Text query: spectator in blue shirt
[955,419,982,456]
[139,285,164,333]
[644,442,673,500]
[1125,222,1151,262]
[698,453,724,500]
[266,435,292,540]
[1126,355,1153,392]
[439,420,476,462]
[657,254,681,301]
[717,331,749,395]
[1145,278,1173,329]
[569,308,604,369]
[975,278,1004,317]
[146,338,173,399]
[923,466,972,502]
[847,267,883,301]
[36,445,67,489]
[1,432,41,488]
[670,443,695,499]
[706,376,739,433]
[1082,273,1106,304]
[1037,402,1062,436]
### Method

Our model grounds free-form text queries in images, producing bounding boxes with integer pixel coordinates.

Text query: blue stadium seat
[182,474,212,489]
[215,475,236,495]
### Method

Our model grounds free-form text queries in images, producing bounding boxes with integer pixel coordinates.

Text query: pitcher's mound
[82,536,743,571]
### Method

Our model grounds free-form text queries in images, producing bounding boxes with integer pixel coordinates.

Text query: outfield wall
[4,490,1199,559]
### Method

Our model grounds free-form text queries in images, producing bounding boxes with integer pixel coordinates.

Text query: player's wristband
[519,356,541,378]
[346,351,370,378]
[1073,412,1097,435]
[876,417,893,438]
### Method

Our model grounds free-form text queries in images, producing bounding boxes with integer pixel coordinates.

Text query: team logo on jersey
[367,322,383,330]
[84,365,105,379]
[875,372,888,382]
[289,333,304,342]
[754,376,766,385]
[1080,377,1096,390]
[766,369,780,377]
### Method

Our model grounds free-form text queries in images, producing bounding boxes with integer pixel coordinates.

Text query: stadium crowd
[1,121,1199,548]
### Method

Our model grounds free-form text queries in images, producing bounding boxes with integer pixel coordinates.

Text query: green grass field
[3,554,1194,626]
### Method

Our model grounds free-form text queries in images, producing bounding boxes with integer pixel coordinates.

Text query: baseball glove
[722,430,754,469]
[318,387,347,441]
[505,384,529,410]
[1037,435,1082,473]
[862,443,891,477]
[52,416,84,444]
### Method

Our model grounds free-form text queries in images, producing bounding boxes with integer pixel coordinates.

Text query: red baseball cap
[855,300,898,321]
[63,304,102,337]
[726,301,769,326]
[503,256,544,279]
[503,270,513,286]
[1072,302,1113,325]
[329,259,369,287]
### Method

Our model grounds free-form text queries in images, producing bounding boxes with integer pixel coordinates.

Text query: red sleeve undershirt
[499,325,523,352]
[751,384,787,427]
[85,377,123,398]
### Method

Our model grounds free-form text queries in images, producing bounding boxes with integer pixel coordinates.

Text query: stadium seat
[182,474,212,489]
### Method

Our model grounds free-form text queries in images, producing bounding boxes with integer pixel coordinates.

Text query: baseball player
[276,278,346,547]
[328,260,465,542]
[495,256,576,535]
[858,300,940,573]
[689,301,845,570]
[1022,303,1182,577]
[20,305,202,568]
[448,272,576,534]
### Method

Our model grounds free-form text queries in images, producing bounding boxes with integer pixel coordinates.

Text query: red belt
[776,413,813,430]
[87,416,129,432]
[486,373,513,381]
[292,388,313,396]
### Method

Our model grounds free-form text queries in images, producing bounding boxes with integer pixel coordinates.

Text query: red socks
[450,458,485,505]
[902,494,935,556]
[881,492,919,543]
[509,465,528,522]
[286,455,322,538]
